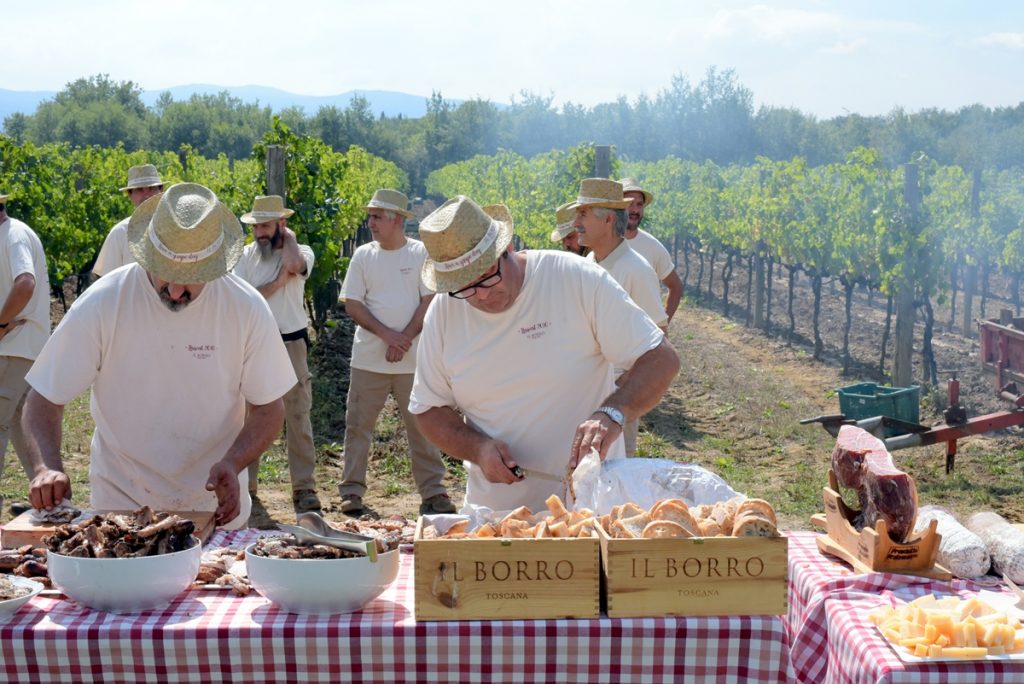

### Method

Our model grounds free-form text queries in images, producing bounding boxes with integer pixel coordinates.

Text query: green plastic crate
[837,383,920,433]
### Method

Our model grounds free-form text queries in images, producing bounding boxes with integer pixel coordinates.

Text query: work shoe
[419,493,457,515]
[339,493,364,514]
[292,489,322,514]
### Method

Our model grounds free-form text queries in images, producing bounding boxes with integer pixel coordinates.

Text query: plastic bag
[569,450,740,515]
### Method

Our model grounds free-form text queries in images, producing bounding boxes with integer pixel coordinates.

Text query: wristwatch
[595,405,625,429]
[0,322,9,329]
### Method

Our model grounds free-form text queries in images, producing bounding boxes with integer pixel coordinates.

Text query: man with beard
[93,164,166,278]
[25,183,295,529]
[619,178,683,325]
[550,201,587,256]
[234,196,320,514]
[338,189,455,516]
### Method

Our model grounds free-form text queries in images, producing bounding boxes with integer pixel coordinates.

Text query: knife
[509,465,565,483]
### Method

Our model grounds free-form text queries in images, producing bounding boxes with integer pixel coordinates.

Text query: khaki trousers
[339,367,446,499]
[0,356,34,480]
[248,338,316,493]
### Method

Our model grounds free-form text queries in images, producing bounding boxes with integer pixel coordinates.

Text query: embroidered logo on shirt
[400,267,413,276]
[187,344,216,360]
[518,322,550,340]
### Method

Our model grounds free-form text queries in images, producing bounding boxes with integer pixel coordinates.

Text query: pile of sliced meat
[831,425,918,542]
[44,507,196,558]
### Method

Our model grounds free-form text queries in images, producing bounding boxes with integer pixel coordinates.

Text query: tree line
[6,71,1024,198]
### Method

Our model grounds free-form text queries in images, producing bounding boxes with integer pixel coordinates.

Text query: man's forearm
[220,399,285,473]
[663,271,683,323]
[414,406,488,464]
[401,295,433,339]
[346,299,394,339]
[22,389,66,475]
[0,274,35,325]
[602,338,680,419]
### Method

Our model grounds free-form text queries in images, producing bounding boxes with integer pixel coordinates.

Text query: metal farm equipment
[801,312,1024,473]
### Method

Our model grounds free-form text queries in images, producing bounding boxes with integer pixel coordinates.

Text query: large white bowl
[48,539,201,612]
[0,576,44,614]
[245,543,399,615]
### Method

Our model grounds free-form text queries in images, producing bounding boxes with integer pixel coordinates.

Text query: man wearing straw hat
[338,189,456,516]
[24,183,296,529]
[619,177,683,324]
[92,164,166,277]
[572,178,667,457]
[234,195,321,515]
[410,195,679,513]
[0,192,50,508]
[549,201,587,256]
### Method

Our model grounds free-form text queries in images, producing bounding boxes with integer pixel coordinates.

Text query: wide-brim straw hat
[0,193,9,203]
[550,201,577,242]
[568,178,630,211]
[120,164,166,192]
[365,188,414,218]
[127,183,244,284]
[240,195,295,224]
[618,177,654,206]
[419,195,513,293]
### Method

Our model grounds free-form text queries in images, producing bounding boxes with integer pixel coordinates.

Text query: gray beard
[257,240,275,261]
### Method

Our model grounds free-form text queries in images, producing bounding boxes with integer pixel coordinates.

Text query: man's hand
[205,460,242,524]
[379,328,412,353]
[570,413,621,469]
[29,468,72,511]
[385,345,407,363]
[0,318,28,341]
[476,440,520,485]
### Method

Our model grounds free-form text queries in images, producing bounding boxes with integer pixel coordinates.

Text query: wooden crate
[1,510,217,549]
[413,517,600,621]
[596,526,789,618]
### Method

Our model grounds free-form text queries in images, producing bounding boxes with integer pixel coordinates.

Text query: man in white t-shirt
[338,189,455,516]
[25,183,296,530]
[410,195,680,513]
[0,192,50,494]
[92,164,166,277]
[234,195,320,515]
[572,178,667,457]
[619,178,683,325]
[549,201,587,256]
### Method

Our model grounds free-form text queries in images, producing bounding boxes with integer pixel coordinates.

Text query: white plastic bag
[570,450,740,515]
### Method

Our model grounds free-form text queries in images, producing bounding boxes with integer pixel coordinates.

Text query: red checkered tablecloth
[787,530,1024,684]
[0,530,795,683]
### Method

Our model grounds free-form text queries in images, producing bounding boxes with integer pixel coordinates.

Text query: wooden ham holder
[809,469,952,580]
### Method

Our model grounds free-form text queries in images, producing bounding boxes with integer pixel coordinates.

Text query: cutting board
[0,510,217,549]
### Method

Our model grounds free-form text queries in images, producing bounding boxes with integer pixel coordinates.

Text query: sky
[5,0,1024,119]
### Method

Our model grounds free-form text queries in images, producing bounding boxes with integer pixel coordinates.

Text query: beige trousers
[248,338,316,493]
[339,368,447,499]
[0,356,34,480]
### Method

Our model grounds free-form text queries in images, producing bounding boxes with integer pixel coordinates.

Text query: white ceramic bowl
[48,539,201,612]
[245,543,399,615]
[0,576,44,614]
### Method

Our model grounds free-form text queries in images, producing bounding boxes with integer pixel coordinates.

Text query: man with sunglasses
[338,189,456,516]
[411,195,680,513]
[93,164,166,278]
[0,193,50,503]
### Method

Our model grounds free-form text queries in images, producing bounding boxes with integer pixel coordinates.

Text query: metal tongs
[277,512,379,562]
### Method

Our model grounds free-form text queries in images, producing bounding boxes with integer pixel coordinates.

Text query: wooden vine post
[892,164,920,388]
[266,144,286,198]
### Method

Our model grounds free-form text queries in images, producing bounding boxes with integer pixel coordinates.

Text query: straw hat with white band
[127,183,244,284]
[0,192,9,203]
[365,189,414,218]
[419,195,513,294]
[120,164,166,192]
[568,178,631,211]
[240,195,295,224]
[550,201,577,242]
[618,177,654,206]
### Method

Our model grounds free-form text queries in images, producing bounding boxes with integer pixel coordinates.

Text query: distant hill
[0,85,468,122]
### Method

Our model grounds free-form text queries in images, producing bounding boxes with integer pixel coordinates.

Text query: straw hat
[240,195,295,224]
[550,201,577,242]
[618,177,653,206]
[120,164,166,192]
[0,193,9,203]
[568,178,630,211]
[127,183,244,284]
[365,188,414,218]
[419,196,513,293]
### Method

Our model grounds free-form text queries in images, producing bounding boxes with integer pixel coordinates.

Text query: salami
[831,425,918,542]
[966,511,1024,584]
[914,506,990,579]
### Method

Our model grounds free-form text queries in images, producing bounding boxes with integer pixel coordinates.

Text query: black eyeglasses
[448,253,506,299]
[0,203,5,212]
